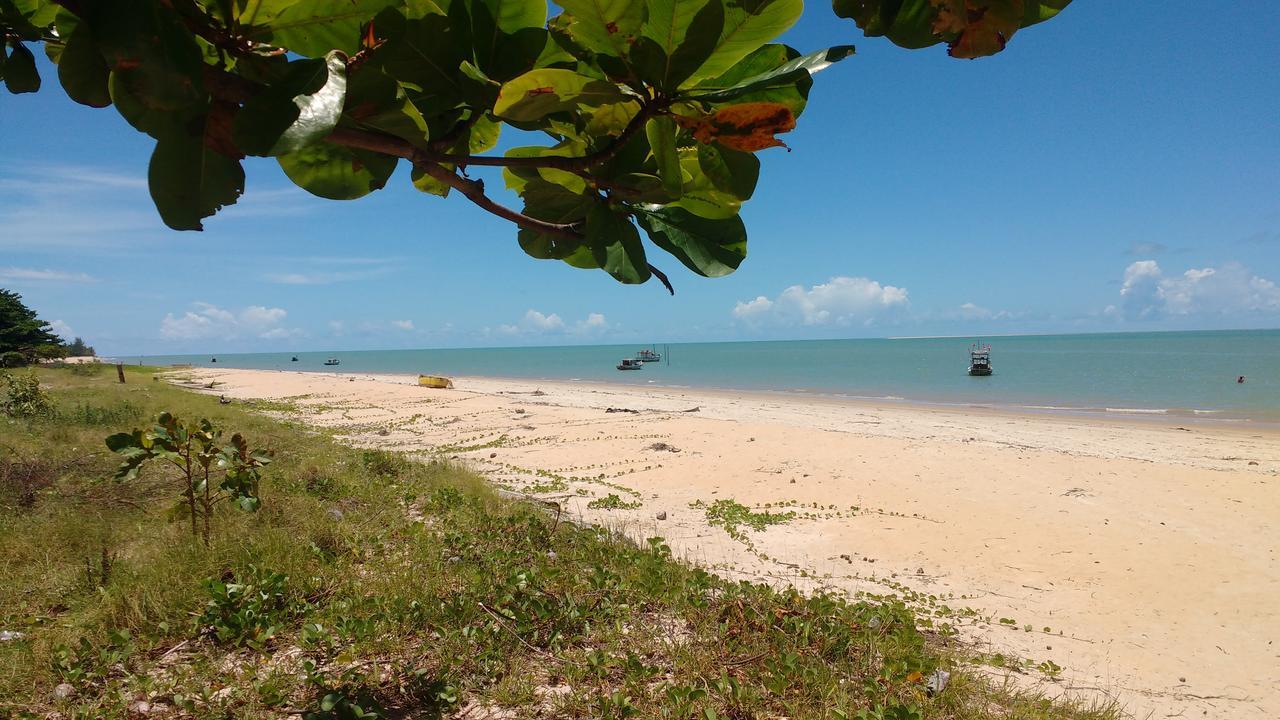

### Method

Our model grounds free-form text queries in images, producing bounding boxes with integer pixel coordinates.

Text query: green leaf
[342,68,431,148]
[371,8,470,111]
[244,0,400,57]
[468,0,549,82]
[693,142,758,202]
[1,0,55,40]
[671,146,741,219]
[630,0,724,90]
[148,114,245,231]
[468,114,502,153]
[277,142,396,200]
[684,0,803,84]
[645,115,681,197]
[690,43,810,118]
[105,432,139,452]
[3,43,40,94]
[410,165,450,197]
[833,0,1071,58]
[109,71,198,139]
[234,51,347,157]
[686,45,854,104]
[634,206,746,277]
[494,68,629,123]
[87,0,204,111]
[56,23,111,107]
[554,0,646,64]
[587,203,650,284]
[515,174,593,262]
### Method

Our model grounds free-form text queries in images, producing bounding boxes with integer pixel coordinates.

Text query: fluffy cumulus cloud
[733,276,909,327]
[495,309,609,336]
[160,302,299,340]
[1115,261,1280,320]
[954,302,1018,322]
[49,319,74,339]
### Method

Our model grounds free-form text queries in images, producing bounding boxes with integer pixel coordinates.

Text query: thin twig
[477,602,558,661]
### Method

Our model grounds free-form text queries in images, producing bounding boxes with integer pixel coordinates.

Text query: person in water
[1237,375,1245,384]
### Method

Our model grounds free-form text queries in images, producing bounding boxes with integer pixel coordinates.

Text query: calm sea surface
[121,330,1280,422]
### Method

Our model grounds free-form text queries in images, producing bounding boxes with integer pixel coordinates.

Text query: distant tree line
[65,337,96,358]
[0,289,93,367]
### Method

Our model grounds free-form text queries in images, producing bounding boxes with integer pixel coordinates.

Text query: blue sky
[2,1,1278,355]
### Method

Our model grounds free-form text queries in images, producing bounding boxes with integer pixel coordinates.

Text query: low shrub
[0,371,54,418]
[197,565,298,649]
[360,448,411,478]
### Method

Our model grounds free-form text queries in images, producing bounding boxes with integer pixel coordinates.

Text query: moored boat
[617,358,643,371]
[323,358,340,366]
[635,348,662,362]
[968,343,992,376]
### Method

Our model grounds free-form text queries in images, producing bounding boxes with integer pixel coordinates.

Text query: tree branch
[325,127,583,240]
[424,102,659,171]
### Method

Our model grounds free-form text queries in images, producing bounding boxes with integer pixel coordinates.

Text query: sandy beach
[175,368,1279,720]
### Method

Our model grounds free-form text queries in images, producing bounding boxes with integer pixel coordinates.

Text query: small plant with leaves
[586,492,641,510]
[697,497,795,542]
[198,565,297,649]
[105,412,273,546]
[0,372,54,418]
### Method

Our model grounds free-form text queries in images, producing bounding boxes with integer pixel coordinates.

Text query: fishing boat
[291,356,298,362]
[418,374,453,389]
[617,358,644,371]
[968,343,992,376]
[635,348,662,363]
[323,358,340,366]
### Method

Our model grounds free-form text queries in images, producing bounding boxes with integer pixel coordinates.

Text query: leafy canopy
[1,0,1069,291]
[0,288,65,363]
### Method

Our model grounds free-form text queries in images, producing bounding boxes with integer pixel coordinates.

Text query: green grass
[0,367,1121,719]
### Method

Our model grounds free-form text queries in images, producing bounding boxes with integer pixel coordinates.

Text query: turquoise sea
[121,330,1280,422]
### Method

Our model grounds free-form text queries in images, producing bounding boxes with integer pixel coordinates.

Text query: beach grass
[0,366,1121,719]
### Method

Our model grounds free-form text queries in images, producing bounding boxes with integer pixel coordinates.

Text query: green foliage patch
[2,0,1069,291]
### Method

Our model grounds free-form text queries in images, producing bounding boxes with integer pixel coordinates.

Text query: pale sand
[176,368,1279,719]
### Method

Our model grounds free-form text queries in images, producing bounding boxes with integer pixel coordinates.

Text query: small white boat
[635,348,662,363]
[617,358,643,371]
[323,358,340,366]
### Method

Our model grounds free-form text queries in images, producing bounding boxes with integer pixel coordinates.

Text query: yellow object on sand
[418,375,454,389]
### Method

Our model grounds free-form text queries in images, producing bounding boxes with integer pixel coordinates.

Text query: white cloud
[1126,241,1168,256]
[581,313,607,330]
[264,266,392,285]
[733,276,909,327]
[492,309,609,337]
[160,302,300,340]
[391,319,415,330]
[523,309,565,332]
[0,164,162,249]
[49,320,74,339]
[1118,260,1280,320]
[954,302,1018,322]
[0,266,97,283]
[0,164,314,250]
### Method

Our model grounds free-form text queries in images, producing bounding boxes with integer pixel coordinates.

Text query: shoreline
[172,367,1280,719]
[163,364,1280,429]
